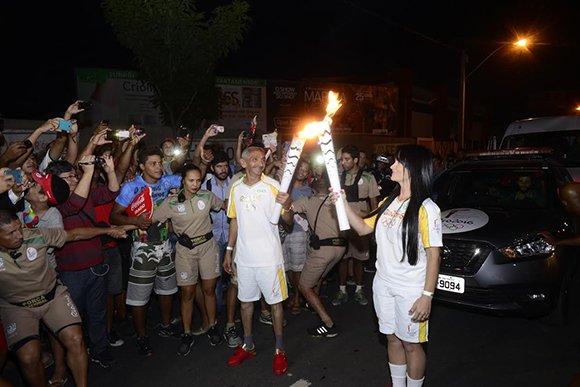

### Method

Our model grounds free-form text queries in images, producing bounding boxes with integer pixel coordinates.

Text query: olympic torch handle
[327,169,351,231]
[270,175,292,224]
[270,136,305,224]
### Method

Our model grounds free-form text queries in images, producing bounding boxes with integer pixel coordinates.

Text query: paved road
[4,270,580,386]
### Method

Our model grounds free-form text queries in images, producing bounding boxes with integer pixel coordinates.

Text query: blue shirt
[203,174,230,244]
[116,175,182,243]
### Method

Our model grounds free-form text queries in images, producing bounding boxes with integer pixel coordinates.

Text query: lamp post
[459,38,529,149]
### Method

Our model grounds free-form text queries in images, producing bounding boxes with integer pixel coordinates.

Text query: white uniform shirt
[227,174,283,267]
[365,197,442,289]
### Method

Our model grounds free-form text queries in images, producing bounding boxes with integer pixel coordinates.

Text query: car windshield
[502,131,580,166]
[434,169,551,210]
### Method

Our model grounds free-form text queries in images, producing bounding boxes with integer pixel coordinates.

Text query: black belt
[11,284,57,308]
[318,237,347,247]
[177,231,213,249]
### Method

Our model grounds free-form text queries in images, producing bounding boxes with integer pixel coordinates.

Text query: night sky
[2,0,578,126]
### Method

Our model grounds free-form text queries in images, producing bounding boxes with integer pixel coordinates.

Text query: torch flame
[298,90,342,139]
[325,91,342,119]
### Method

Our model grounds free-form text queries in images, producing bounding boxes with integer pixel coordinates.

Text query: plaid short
[126,240,178,307]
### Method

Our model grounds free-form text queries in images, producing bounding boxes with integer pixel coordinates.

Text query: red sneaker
[227,345,256,367]
[273,349,288,375]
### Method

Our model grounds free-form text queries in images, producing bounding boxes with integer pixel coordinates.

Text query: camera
[106,130,130,141]
[78,100,92,110]
[309,233,321,250]
[4,169,22,184]
[78,157,105,166]
[23,140,33,149]
[134,127,145,136]
[56,119,73,132]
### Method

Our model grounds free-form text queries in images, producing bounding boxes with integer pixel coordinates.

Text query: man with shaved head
[541,182,580,245]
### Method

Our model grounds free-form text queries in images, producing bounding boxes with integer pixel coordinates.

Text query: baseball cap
[376,154,394,165]
[31,170,70,205]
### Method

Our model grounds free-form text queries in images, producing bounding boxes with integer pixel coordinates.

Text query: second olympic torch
[270,135,306,224]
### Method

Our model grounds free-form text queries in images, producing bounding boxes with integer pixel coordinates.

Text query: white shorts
[372,276,429,343]
[236,264,288,305]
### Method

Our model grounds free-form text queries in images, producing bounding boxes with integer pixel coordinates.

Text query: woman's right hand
[328,188,345,205]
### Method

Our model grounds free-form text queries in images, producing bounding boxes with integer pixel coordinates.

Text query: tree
[102,0,250,132]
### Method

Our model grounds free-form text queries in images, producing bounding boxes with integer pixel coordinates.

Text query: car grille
[436,287,512,306]
[440,240,494,275]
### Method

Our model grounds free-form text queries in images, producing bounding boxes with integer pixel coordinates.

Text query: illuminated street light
[459,37,531,149]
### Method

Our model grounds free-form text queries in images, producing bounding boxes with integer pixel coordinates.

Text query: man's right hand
[78,155,96,173]
[134,212,153,230]
[223,252,233,274]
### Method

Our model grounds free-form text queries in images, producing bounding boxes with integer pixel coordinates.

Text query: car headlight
[499,235,555,260]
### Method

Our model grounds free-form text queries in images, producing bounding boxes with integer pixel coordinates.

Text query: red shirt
[55,185,118,271]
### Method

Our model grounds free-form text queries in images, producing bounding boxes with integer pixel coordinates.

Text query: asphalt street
[3,269,580,387]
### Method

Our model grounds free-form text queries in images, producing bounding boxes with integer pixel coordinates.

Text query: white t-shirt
[227,174,283,267]
[365,197,442,289]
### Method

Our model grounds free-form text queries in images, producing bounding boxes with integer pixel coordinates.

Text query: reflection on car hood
[440,207,567,248]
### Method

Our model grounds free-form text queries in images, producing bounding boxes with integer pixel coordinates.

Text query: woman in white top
[332,144,442,387]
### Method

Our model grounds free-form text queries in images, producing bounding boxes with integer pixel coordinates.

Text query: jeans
[58,264,108,355]
[215,240,229,312]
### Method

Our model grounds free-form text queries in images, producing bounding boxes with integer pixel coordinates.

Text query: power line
[340,0,458,52]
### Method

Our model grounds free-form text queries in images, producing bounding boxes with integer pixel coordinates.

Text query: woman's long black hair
[397,145,434,266]
[370,145,433,266]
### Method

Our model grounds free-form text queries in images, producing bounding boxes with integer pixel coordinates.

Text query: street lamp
[459,38,530,149]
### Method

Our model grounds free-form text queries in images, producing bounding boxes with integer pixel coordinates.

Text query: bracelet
[422,290,434,298]
[226,246,234,251]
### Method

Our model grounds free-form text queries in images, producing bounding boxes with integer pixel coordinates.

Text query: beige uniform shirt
[292,194,342,240]
[0,228,67,304]
[343,170,380,213]
[154,190,223,238]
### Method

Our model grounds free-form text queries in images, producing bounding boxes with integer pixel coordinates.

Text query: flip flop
[48,377,68,387]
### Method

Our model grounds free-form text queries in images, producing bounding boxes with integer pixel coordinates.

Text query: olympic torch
[270,135,306,224]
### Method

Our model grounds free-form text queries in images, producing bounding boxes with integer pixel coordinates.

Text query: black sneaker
[207,325,223,346]
[177,334,194,356]
[223,325,242,348]
[156,323,180,338]
[308,321,339,338]
[136,336,153,357]
[108,330,124,347]
[90,350,115,368]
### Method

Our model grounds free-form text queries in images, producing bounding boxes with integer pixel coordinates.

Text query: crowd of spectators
[0,100,409,386]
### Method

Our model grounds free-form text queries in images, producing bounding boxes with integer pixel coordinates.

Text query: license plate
[437,274,465,294]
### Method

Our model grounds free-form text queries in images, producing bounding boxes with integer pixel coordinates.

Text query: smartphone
[4,169,22,184]
[56,119,73,132]
[213,125,224,133]
[178,125,189,138]
[78,100,92,110]
[106,130,130,141]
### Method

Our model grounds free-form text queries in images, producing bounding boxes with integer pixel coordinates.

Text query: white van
[500,115,580,181]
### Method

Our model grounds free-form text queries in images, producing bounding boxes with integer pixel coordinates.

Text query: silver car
[432,150,574,317]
